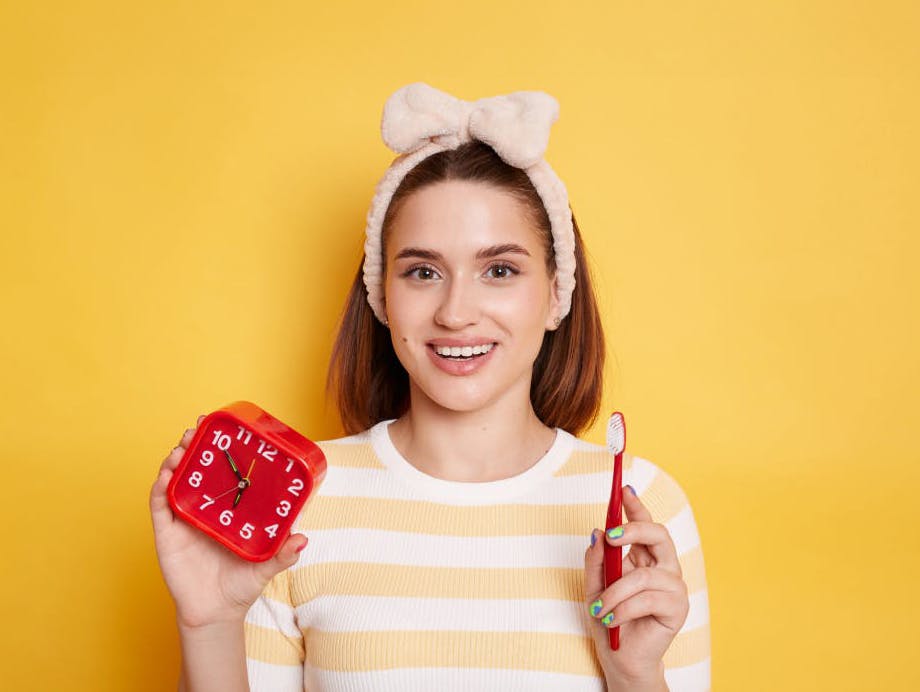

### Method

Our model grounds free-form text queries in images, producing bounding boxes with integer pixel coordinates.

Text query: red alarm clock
[167,401,326,562]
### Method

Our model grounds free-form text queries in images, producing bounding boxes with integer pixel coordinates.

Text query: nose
[434,275,480,329]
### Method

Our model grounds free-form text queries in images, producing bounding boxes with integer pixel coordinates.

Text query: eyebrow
[393,243,532,262]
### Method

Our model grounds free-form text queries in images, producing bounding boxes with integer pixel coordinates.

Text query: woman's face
[383,179,560,415]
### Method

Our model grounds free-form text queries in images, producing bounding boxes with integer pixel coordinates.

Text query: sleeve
[244,565,306,691]
[632,457,712,692]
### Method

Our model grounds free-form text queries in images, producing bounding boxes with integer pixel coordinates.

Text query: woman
[150,82,711,691]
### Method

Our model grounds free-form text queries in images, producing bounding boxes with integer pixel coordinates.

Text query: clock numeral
[257,440,278,461]
[264,523,279,538]
[276,500,291,517]
[199,494,214,510]
[287,478,305,497]
[199,450,214,467]
[285,459,295,473]
[188,471,203,488]
[219,509,234,526]
[211,430,231,451]
[236,426,252,445]
[240,523,255,540]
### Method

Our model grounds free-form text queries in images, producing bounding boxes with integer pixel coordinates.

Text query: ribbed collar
[369,418,575,503]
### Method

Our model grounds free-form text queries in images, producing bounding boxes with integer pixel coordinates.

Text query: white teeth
[433,343,494,357]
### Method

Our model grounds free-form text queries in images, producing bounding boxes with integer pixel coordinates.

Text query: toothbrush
[604,411,626,650]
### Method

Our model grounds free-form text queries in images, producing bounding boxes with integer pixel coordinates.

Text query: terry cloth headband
[361,81,576,326]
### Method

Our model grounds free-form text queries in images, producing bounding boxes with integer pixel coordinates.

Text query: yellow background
[1,1,917,689]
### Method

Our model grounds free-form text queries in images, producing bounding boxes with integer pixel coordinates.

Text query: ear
[544,272,562,330]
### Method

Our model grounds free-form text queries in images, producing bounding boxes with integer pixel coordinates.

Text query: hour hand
[224,449,243,481]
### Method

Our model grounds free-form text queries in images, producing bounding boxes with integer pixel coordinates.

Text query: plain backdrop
[1,1,918,689]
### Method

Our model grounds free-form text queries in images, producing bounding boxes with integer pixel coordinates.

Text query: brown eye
[487,263,518,279]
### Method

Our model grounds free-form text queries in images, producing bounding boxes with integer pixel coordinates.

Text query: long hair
[327,141,605,436]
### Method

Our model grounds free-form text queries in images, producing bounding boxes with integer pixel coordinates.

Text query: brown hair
[326,141,605,436]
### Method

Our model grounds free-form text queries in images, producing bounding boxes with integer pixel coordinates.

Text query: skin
[382,179,561,481]
[149,178,688,690]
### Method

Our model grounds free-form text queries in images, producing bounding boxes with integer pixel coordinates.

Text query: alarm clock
[166,401,327,562]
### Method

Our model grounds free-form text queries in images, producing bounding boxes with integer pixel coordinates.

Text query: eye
[401,264,440,281]
[486,263,518,279]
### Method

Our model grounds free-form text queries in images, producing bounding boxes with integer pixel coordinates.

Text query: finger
[584,529,606,600]
[255,532,309,582]
[606,520,681,576]
[160,444,188,474]
[595,582,690,632]
[177,427,196,449]
[587,566,686,622]
[197,414,206,425]
[149,467,176,533]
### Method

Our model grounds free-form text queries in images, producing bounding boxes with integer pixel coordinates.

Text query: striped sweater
[244,419,711,691]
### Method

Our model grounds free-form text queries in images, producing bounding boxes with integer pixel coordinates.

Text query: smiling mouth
[430,343,497,360]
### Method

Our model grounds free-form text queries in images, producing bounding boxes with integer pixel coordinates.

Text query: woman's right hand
[149,415,309,630]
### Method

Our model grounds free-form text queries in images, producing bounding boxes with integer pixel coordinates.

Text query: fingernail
[607,526,625,540]
[590,530,597,547]
[589,598,603,617]
[626,484,636,496]
[601,611,615,626]
[295,538,308,552]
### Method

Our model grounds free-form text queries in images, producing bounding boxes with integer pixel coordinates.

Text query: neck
[387,381,558,482]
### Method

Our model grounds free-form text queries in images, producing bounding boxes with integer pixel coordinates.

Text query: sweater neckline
[369,418,575,502]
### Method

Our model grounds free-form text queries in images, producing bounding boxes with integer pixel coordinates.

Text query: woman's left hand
[584,486,690,690]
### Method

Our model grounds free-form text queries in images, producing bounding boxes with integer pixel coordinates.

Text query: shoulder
[311,425,383,469]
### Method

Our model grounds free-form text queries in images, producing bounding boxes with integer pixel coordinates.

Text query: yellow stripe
[294,495,606,535]
[244,621,304,665]
[316,441,385,468]
[679,545,709,593]
[304,629,605,678]
[640,468,691,524]
[291,562,588,604]
[663,622,711,668]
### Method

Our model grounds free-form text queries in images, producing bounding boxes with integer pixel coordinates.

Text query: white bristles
[606,412,625,455]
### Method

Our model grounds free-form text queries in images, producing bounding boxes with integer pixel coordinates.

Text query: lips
[425,342,497,375]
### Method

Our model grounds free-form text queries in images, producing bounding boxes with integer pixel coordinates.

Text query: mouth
[428,342,497,361]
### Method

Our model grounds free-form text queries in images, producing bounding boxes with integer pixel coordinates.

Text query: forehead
[386,180,542,256]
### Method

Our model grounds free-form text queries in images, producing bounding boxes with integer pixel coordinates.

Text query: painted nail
[589,598,603,617]
[626,484,636,496]
[607,526,625,540]
[590,530,597,547]
[601,612,615,627]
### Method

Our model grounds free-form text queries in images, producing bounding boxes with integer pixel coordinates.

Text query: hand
[149,415,308,630]
[584,486,689,689]
[233,459,256,508]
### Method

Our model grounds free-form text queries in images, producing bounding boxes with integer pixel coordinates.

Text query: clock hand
[224,449,243,481]
[233,460,258,508]
[212,483,246,502]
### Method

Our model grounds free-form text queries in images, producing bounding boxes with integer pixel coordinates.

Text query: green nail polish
[601,611,615,626]
[589,599,603,617]
[607,526,624,540]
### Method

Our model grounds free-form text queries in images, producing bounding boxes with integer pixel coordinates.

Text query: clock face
[168,412,313,561]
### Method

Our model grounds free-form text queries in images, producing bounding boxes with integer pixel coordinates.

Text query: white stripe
[246,658,302,692]
[316,465,619,504]
[305,664,605,691]
[246,595,300,638]
[297,594,593,635]
[684,589,710,631]
[665,504,702,555]
[664,657,711,691]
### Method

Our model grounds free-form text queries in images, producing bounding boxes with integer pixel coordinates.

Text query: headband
[362,81,576,326]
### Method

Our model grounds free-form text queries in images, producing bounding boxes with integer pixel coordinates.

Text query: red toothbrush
[604,411,626,650]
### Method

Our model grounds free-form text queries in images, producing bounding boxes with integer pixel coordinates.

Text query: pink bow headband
[362,82,576,326]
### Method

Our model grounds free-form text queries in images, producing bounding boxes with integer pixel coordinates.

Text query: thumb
[584,528,606,601]
[255,532,308,582]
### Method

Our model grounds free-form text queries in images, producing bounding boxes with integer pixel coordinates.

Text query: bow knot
[380,82,560,168]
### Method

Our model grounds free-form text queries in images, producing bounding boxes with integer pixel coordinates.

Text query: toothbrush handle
[603,451,623,649]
